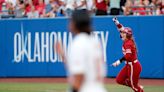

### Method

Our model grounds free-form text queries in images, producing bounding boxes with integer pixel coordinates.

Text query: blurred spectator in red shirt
[138,0,147,15]
[162,0,164,14]
[33,0,39,6]
[35,0,45,16]
[133,0,146,15]
[95,0,109,15]
[137,7,146,15]
[0,0,5,13]
[25,0,33,15]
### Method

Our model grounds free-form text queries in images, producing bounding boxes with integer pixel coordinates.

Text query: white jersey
[67,33,107,92]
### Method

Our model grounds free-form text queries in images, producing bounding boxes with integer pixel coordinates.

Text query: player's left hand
[111,60,121,67]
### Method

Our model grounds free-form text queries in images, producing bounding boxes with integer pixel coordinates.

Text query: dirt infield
[0,78,164,86]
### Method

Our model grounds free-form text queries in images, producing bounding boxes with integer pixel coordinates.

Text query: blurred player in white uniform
[56,10,107,92]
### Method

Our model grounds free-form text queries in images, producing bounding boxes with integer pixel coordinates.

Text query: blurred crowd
[0,0,163,18]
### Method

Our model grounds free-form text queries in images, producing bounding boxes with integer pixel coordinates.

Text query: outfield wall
[0,16,164,78]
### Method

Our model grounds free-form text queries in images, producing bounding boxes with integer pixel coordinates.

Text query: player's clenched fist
[112,17,119,25]
[112,17,117,21]
[112,60,121,67]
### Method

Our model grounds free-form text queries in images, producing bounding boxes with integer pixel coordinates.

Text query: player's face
[120,31,127,41]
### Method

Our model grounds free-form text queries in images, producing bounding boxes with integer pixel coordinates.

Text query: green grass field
[0,83,164,92]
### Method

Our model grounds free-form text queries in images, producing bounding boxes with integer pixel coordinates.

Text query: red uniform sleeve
[124,42,133,62]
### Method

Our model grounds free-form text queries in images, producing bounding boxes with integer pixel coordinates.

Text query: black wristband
[120,57,126,63]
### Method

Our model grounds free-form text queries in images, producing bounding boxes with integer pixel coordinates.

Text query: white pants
[80,83,107,92]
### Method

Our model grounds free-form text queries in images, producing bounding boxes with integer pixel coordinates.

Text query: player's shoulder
[73,33,101,47]
[72,33,90,48]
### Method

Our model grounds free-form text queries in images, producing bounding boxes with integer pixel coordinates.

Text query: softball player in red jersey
[112,17,144,92]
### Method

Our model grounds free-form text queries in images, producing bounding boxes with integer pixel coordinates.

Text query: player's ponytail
[130,36,138,52]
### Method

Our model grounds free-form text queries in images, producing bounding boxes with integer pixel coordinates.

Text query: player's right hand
[112,17,117,22]
[112,17,119,24]
[112,60,121,67]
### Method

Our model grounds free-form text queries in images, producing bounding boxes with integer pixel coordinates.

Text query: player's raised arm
[112,17,125,32]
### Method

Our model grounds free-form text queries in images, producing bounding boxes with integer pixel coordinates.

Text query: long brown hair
[71,10,92,35]
[127,34,138,52]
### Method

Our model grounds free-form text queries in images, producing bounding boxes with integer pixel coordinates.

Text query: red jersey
[138,7,146,15]
[95,0,107,11]
[35,3,45,15]
[25,4,31,15]
[0,0,5,12]
[122,39,137,62]
[33,0,39,6]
